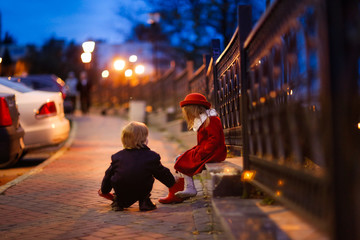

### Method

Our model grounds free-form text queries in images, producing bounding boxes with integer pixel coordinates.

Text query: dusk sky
[0,0,151,46]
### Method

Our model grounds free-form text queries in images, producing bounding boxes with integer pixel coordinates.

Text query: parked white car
[0,77,70,149]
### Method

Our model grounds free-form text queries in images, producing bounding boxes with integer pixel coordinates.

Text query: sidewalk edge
[0,121,77,194]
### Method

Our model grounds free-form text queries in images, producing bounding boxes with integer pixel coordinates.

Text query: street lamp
[82,41,95,53]
[148,12,160,77]
[102,70,109,78]
[81,41,95,67]
[81,52,92,63]
[135,65,145,75]
[114,59,126,71]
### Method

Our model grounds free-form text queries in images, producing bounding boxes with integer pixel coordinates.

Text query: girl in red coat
[159,93,227,204]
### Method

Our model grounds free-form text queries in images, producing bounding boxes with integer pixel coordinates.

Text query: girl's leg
[175,174,197,198]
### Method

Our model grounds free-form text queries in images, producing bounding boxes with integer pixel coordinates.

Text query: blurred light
[278,179,284,186]
[241,170,256,181]
[82,41,95,53]
[135,65,145,75]
[81,52,92,63]
[102,70,109,78]
[269,91,277,98]
[114,59,125,71]
[358,122,360,130]
[146,105,153,112]
[148,12,160,24]
[129,55,138,63]
[0,57,2,63]
[125,69,133,77]
[276,191,282,197]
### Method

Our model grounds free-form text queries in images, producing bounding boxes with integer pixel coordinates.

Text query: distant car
[0,92,25,168]
[0,77,70,149]
[10,74,74,113]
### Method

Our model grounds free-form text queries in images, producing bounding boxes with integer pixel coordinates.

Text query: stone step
[199,157,328,240]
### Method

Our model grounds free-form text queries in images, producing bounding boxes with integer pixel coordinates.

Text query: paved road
[0,113,224,240]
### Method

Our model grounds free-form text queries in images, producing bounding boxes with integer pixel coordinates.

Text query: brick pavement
[0,114,224,240]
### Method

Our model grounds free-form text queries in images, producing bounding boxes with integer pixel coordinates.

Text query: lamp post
[79,40,95,113]
[81,41,95,69]
[148,12,160,77]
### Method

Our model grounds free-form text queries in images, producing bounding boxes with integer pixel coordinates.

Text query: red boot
[158,177,185,204]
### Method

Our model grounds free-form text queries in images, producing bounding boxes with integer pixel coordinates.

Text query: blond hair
[121,121,148,149]
[182,105,210,130]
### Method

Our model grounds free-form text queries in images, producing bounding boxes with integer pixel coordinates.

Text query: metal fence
[211,1,360,239]
[114,1,359,238]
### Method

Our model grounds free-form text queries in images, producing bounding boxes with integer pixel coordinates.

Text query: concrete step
[199,157,328,240]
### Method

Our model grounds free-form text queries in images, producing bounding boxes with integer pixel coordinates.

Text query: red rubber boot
[158,177,185,204]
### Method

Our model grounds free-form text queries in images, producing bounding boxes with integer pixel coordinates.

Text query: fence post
[211,39,221,110]
[238,5,252,172]
[326,0,360,239]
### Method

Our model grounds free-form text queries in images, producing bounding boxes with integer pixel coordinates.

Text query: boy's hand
[98,189,114,201]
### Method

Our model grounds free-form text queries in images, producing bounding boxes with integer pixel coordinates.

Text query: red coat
[174,116,227,176]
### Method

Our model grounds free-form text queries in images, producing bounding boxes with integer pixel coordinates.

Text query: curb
[0,121,78,194]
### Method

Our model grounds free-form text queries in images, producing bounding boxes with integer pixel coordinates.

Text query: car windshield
[0,78,33,93]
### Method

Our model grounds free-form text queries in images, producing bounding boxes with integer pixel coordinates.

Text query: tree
[129,0,265,67]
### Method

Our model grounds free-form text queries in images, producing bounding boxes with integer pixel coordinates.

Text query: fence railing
[106,1,359,238]
[211,1,359,239]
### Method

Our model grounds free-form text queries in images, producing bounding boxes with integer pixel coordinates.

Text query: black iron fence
[100,0,359,238]
[212,1,360,239]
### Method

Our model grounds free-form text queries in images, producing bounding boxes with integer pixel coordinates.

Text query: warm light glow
[0,57,2,63]
[146,105,153,112]
[276,191,282,197]
[358,122,360,130]
[135,65,145,75]
[114,59,125,71]
[81,52,92,63]
[129,55,138,63]
[82,41,95,53]
[278,180,284,186]
[102,70,109,78]
[125,69,133,77]
[241,170,256,181]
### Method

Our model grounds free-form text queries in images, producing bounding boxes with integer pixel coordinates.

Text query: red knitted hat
[180,93,211,109]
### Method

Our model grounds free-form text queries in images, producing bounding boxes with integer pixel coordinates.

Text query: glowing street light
[82,41,95,53]
[102,70,109,78]
[125,69,133,77]
[81,52,92,63]
[129,55,138,63]
[135,65,145,75]
[114,59,126,71]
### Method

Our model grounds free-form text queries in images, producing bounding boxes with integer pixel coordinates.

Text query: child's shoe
[139,197,157,211]
[111,201,124,211]
[158,177,185,204]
